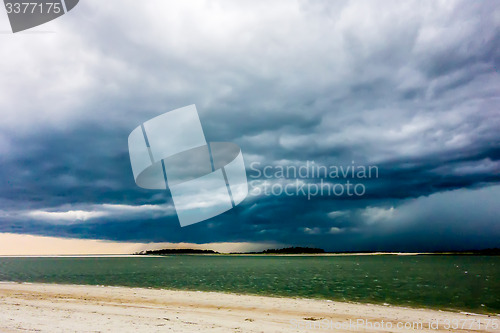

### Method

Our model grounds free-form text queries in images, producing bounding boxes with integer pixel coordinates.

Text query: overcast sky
[0,0,499,252]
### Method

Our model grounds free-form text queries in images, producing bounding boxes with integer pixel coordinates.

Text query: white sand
[0,282,498,332]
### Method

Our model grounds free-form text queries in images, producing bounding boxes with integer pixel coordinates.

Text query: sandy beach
[0,282,497,333]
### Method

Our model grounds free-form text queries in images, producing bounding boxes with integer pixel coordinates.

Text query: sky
[0,0,499,254]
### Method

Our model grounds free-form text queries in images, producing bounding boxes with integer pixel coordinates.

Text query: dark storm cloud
[0,0,499,250]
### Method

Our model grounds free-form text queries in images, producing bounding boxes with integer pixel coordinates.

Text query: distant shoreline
[136,246,500,256]
[1,251,499,257]
[0,246,498,257]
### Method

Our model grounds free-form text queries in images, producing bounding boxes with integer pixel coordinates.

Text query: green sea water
[0,255,498,313]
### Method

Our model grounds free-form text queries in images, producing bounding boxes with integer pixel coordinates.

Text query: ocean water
[0,255,498,313]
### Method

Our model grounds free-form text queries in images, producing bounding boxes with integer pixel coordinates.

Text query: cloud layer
[0,0,499,251]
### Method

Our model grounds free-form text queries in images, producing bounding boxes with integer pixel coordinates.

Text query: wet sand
[0,282,498,332]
